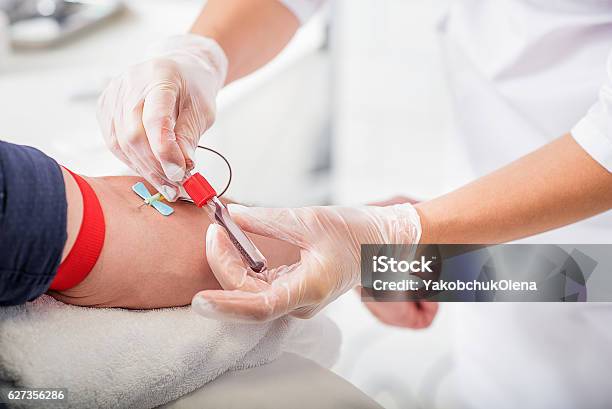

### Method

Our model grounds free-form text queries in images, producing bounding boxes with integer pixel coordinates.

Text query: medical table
[162,353,382,409]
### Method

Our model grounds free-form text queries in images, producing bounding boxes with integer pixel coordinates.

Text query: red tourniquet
[49,168,105,291]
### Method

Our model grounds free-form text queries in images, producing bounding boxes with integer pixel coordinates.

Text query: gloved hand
[191,203,422,322]
[97,34,228,200]
[359,195,438,330]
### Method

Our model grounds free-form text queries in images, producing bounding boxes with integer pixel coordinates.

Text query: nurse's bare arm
[190,0,299,83]
[416,134,612,244]
[49,172,299,309]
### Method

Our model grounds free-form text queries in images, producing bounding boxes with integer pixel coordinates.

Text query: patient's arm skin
[50,170,299,309]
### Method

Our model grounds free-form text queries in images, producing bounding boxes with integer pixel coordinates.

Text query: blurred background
[0,1,470,408]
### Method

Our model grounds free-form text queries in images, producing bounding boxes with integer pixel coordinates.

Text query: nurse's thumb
[227,205,308,247]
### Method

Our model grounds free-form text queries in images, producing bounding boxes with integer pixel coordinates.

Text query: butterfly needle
[131,182,174,216]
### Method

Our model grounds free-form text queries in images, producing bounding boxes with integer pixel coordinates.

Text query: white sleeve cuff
[572,105,612,173]
[279,0,326,24]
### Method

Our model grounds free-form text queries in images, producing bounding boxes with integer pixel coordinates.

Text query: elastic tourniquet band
[49,169,105,291]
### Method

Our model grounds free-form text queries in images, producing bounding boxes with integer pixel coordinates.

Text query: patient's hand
[50,175,299,309]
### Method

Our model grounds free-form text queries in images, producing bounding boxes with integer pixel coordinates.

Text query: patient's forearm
[416,134,612,244]
[51,174,299,309]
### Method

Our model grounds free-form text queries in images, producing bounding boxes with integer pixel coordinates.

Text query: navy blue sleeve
[0,140,67,306]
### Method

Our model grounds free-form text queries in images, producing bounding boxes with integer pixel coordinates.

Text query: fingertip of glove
[159,185,178,201]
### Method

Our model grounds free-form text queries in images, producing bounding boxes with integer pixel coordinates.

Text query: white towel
[0,295,340,409]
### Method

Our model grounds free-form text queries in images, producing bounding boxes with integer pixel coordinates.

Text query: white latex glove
[97,34,228,200]
[191,203,422,322]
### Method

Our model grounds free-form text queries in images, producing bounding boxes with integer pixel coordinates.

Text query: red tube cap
[183,172,217,207]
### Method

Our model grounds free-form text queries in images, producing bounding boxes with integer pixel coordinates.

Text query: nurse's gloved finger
[140,170,179,201]
[191,286,290,323]
[205,224,269,293]
[96,78,118,138]
[175,108,203,171]
[97,81,132,166]
[116,102,180,200]
[226,205,309,248]
[142,87,186,183]
[265,263,300,282]
[176,137,196,172]
[130,147,180,200]
[126,153,177,199]
[121,145,179,201]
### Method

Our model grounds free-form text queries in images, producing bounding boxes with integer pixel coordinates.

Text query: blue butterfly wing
[132,182,151,201]
[152,201,174,216]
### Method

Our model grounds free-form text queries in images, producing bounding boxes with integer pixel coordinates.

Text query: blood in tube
[205,197,268,274]
[183,172,269,279]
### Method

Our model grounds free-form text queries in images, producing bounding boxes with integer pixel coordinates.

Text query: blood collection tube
[183,172,268,278]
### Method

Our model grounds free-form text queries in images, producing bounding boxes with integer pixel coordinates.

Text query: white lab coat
[282,0,612,407]
[442,2,612,408]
